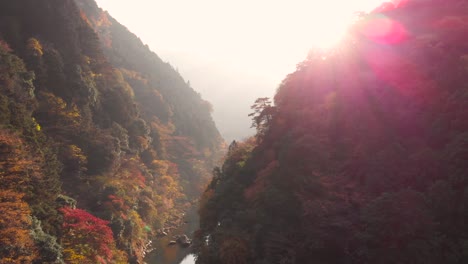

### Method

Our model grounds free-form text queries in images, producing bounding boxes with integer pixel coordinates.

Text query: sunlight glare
[279,0,388,50]
[95,0,389,79]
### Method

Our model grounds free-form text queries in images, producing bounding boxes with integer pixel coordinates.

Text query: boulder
[176,234,192,247]
[157,229,169,237]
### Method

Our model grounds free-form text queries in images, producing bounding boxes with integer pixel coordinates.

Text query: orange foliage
[150,159,169,175]
[0,190,37,263]
[0,131,44,263]
[26,38,43,57]
[0,130,42,192]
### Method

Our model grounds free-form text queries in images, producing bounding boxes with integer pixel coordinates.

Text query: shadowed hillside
[0,0,222,262]
[196,1,468,263]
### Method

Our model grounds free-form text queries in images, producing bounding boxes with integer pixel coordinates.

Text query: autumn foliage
[0,0,223,262]
[60,207,126,263]
[196,1,468,263]
[0,190,37,263]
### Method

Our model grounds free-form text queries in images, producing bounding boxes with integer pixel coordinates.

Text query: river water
[179,254,196,264]
[144,208,198,264]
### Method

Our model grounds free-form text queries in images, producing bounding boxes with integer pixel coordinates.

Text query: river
[178,254,196,264]
[144,207,198,264]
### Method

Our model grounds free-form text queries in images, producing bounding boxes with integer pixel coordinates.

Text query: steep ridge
[196,1,468,263]
[0,0,222,263]
[74,0,224,198]
[74,0,222,153]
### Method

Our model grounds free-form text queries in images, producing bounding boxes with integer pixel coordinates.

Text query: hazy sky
[94,0,385,141]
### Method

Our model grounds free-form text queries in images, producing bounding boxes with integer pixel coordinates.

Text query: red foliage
[123,163,146,188]
[60,207,115,262]
[105,194,130,215]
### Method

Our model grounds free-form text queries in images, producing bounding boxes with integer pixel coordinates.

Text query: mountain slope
[196,1,468,263]
[0,0,222,263]
[74,0,225,198]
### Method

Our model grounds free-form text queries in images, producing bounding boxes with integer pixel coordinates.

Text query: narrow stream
[144,207,198,264]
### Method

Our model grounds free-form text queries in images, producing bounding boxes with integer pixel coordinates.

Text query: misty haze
[0,0,467,264]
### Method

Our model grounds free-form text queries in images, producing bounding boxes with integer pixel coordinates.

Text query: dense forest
[196,0,468,263]
[0,0,223,263]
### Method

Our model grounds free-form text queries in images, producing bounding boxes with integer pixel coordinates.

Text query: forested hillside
[73,0,224,200]
[0,0,222,263]
[196,0,468,263]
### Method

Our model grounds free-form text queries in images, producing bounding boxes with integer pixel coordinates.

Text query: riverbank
[144,207,199,264]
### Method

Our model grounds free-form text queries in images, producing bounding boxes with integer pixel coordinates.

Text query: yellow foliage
[39,92,82,128]
[26,38,43,57]
[119,68,148,84]
[63,248,89,264]
[126,210,147,262]
[150,120,175,137]
[112,250,129,264]
[159,175,175,186]
[113,69,135,97]
[32,118,41,131]
[67,145,87,164]
[150,160,169,175]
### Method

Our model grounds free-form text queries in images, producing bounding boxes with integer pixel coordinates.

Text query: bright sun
[95,0,388,77]
[280,0,387,50]
[301,13,354,50]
